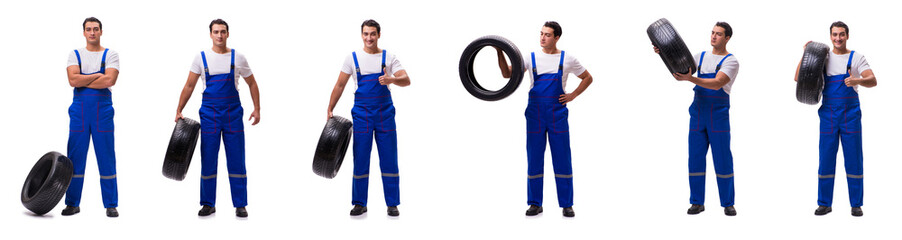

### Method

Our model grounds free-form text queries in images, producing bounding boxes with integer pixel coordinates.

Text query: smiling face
[539,27,558,49]
[210,24,229,48]
[831,26,848,49]
[361,26,380,49]
[710,26,730,48]
[83,21,102,45]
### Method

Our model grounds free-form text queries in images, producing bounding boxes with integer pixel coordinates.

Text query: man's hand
[672,67,693,81]
[249,109,260,125]
[559,93,578,105]
[844,70,859,87]
[327,110,333,121]
[175,112,183,123]
[378,68,394,85]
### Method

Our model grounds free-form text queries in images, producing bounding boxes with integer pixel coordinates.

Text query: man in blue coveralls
[327,19,410,217]
[795,21,876,217]
[63,17,121,218]
[654,22,740,216]
[495,21,594,217]
[175,19,261,218]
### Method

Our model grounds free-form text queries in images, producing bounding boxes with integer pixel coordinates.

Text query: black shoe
[525,205,543,216]
[61,206,80,216]
[814,206,832,216]
[687,204,705,215]
[350,205,367,216]
[387,206,399,217]
[724,206,736,216]
[198,205,216,216]
[851,207,863,217]
[562,207,575,217]
[236,207,248,217]
[106,208,119,218]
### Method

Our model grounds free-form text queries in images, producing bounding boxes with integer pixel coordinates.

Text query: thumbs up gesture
[378,67,393,85]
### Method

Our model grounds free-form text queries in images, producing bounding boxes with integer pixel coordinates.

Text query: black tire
[21,151,74,215]
[796,42,829,105]
[647,18,696,75]
[163,118,201,181]
[459,35,524,101]
[313,116,353,179]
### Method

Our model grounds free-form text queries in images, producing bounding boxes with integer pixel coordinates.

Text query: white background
[1,0,898,239]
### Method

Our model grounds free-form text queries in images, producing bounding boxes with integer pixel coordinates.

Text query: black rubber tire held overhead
[21,151,74,215]
[459,35,524,101]
[647,18,696,75]
[163,118,201,181]
[796,42,830,105]
[313,116,353,179]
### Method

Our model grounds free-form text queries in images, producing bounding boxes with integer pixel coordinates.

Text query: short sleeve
[105,50,120,71]
[521,54,530,73]
[190,53,203,75]
[692,52,702,68]
[340,54,354,75]
[388,53,404,75]
[719,56,740,81]
[566,54,587,76]
[67,51,79,67]
[854,53,871,77]
[236,53,253,78]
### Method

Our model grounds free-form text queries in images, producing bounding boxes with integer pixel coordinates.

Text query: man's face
[210,24,229,47]
[361,26,379,49]
[710,26,729,48]
[540,27,558,48]
[831,26,848,49]
[83,22,102,44]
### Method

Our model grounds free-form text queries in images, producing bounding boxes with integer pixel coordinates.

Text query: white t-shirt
[189,49,253,89]
[340,50,404,90]
[67,48,120,73]
[693,52,739,94]
[826,51,871,92]
[522,51,587,90]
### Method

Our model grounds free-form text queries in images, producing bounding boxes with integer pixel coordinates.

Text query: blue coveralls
[526,51,573,208]
[350,50,400,207]
[687,51,735,207]
[66,49,118,208]
[817,51,863,208]
[198,49,248,208]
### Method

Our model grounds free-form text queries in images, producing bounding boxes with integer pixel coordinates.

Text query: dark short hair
[209,19,229,32]
[83,17,102,30]
[544,21,562,37]
[361,19,380,34]
[831,21,849,35]
[715,22,732,37]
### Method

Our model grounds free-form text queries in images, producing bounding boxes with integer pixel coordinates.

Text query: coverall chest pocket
[97,102,115,133]
[69,102,84,132]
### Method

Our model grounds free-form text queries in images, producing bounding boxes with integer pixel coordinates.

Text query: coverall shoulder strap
[847,51,855,72]
[230,49,236,74]
[201,51,209,74]
[558,51,565,73]
[530,52,537,77]
[74,49,82,70]
[697,51,706,77]
[100,48,108,70]
[352,51,360,75]
[715,53,732,73]
[381,49,386,69]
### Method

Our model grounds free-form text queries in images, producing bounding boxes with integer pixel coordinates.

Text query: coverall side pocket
[69,102,84,132]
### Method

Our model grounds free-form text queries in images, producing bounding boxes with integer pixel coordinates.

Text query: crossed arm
[67,65,119,89]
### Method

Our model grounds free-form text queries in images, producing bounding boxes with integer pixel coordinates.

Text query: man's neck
[363,46,381,54]
[85,43,104,52]
[711,45,728,55]
[212,45,230,54]
[541,46,559,54]
[833,46,850,55]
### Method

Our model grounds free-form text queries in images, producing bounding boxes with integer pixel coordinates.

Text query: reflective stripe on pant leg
[351,105,373,206]
[817,104,840,207]
[687,102,709,206]
[375,105,400,206]
[93,112,118,208]
[65,105,90,207]
[841,105,864,207]
[548,104,573,208]
[199,104,221,207]
[526,103,546,206]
